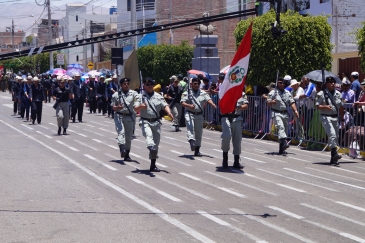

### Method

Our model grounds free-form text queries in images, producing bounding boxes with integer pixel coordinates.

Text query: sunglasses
[144,83,153,86]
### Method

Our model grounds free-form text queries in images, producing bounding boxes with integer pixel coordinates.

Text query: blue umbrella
[46,69,53,74]
[98,68,113,76]
[67,63,84,70]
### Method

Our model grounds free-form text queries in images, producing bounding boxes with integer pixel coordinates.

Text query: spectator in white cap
[350,71,361,100]
[283,75,291,87]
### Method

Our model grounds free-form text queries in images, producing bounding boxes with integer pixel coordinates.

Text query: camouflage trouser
[320,115,339,149]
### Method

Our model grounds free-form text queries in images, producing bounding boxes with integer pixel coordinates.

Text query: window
[127,0,131,11]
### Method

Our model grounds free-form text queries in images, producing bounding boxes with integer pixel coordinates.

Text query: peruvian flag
[219,22,253,114]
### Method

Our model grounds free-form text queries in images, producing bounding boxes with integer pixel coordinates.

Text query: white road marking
[48,123,57,127]
[196,158,216,165]
[84,124,95,128]
[301,203,365,227]
[99,127,115,134]
[67,129,87,137]
[164,136,178,140]
[21,124,34,130]
[156,176,212,200]
[257,169,338,192]
[2,104,13,108]
[244,151,287,163]
[107,145,118,150]
[35,130,52,138]
[55,140,79,151]
[104,121,114,124]
[82,129,104,137]
[74,140,98,150]
[285,168,365,190]
[336,201,365,213]
[205,171,277,196]
[306,167,365,183]
[129,152,141,158]
[89,121,109,127]
[129,153,167,168]
[84,154,118,171]
[230,208,316,243]
[126,176,182,202]
[69,124,79,128]
[92,139,102,143]
[38,125,50,130]
[266,206,365,243]
[266,206,304,219]
[180,173,245,198]
[245,173,307,193]
[331,167,363,174]
[158,154,192,166]
[160,140,180,147]
[1,120,214,243]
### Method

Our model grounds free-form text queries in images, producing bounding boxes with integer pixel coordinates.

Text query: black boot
[148,146,158,159]
[279,138,289,154]
[189,139,196,151]
[233,155,243,169]
[58,127,61,135]
[222,152,228,168]
[150,159,160,172]
[330,148,341,165]
[194,146,202,157]
[119,144,126,158]
[63,128,67,135]
[124,150,132,161]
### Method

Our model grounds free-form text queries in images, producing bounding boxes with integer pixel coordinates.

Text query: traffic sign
[56,53,64,65]
[87,62,94,69]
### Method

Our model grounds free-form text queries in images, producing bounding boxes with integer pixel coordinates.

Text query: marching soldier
[53,77,72,135]
[316,76,344,165]
[87,75,97,113]
[181,77,217,156]
[108,75,119,118]
[220,92,249,169]
[30,77,45,124]
[267,77,299,154]
[111,78,138,161]
[134,77,173,172]
[23,76,33,121]
[96,76,108,115]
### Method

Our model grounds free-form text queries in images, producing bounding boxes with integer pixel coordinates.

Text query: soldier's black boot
[222,152,228,168]
[194,146,202,157]
[233,155,243,169]
[189,139,196,151]
[150,159,160,172]
[175,126,181,132]
[119,144,126,158]
[148,146,158,159]
[124,150,132,161]
[330,148,341,165]
[279,139,288,154]
[63,128,67,135]
[58,127,61,135]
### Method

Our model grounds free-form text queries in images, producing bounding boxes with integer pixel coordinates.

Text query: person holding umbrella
[316,76,345,165]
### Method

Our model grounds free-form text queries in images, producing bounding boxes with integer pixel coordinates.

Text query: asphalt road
[0,92,365,243]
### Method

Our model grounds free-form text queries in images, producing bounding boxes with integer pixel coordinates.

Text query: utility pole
[169,0,172,44]
[47,0,54,69]
[90,21,94,63]
[11,19,15,52]
[131,0,137,50]
[83,20,87,69]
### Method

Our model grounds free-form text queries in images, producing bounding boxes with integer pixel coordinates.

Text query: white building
[116,0,157,61]
[58,4,117,68]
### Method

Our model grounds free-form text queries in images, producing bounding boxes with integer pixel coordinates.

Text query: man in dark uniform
[70,72,87,123]
[87,75,97,113]
[96,75,108,115]
[53,77,72,135]
[12,76,22,116]
[23,76,33,121]
[30,77,45,124]
[165,76,183,132]
[42,74,52,103]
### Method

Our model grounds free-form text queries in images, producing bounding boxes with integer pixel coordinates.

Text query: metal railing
[203,95,364,156]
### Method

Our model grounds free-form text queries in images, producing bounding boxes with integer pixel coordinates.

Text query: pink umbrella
[53,69,66,76]
[220,65,230,74]
[88,70,101,76]
[187,70,212,80]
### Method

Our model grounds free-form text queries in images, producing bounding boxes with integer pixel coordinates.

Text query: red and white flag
[219,22,253,114]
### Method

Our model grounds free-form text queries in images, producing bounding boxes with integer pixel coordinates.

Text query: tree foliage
[137,42,194,85]
[356,21,365,73]
[1,52,63,74]
[234,10,333,86]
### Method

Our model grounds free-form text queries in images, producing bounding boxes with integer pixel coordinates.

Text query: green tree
[234,10,333,86]
[1,52,65,74]
[137,41,194,85]
[356,21,365,73]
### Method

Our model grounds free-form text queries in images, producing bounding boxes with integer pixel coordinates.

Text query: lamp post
[47,0,54,69]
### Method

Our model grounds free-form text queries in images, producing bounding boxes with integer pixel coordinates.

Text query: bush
[234,10,333,86]
[356,21,365,73]
[137,41,194,85]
